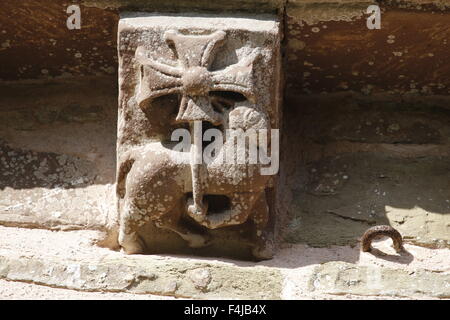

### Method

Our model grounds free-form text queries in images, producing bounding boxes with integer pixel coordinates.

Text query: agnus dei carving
[116,13,281,260]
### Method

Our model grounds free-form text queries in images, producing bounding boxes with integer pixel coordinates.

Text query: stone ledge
[0,279,177,300]
[288,0,450,9]
[311,262,450,298]
[0,227,283,299]
[82,0,285,12]
[0,254,283,299]
[0,226,448,299]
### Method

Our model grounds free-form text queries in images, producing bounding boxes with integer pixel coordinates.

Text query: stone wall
[282,0,450,249]
[0,0,449,253]
[2,0,450,94]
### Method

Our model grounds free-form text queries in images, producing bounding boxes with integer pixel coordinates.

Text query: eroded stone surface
[286,2,450,95]
[1,226,448,299]
[114,13,281,260]
[0,1,118,81]
[0,77,117,230]
[0,279,178,300]
[0,227,283,299]
[284,153,450,248]
[310,261,450,298]
[1,1,449,300]
[281,93,450,249]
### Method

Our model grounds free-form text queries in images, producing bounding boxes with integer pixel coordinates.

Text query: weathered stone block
[286,2,450,95]
[115,13,281,260]
[0,78,117,231]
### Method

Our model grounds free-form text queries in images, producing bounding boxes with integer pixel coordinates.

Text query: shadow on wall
[278,94,450,265]
[285,152,449,240]
[0,77,118,190]
[0,141,99,190]
[197,93,449,268]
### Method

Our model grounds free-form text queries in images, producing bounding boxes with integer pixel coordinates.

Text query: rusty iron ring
[361,225,404,253]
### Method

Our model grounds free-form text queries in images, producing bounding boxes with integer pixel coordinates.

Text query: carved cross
[135,30,258,125]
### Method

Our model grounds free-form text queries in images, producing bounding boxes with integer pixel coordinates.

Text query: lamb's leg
[250,192,274,260]
[156,201,210,248]
[118,201,146,254]
[118,149,188,254]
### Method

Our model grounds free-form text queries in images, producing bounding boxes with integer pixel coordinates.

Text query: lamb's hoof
[252,243,274,261]
[119,235,145,254]
[186,233,211,248]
